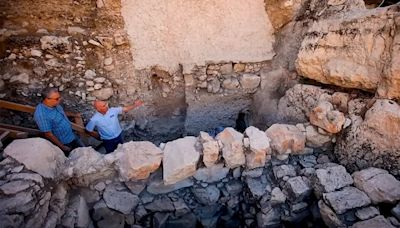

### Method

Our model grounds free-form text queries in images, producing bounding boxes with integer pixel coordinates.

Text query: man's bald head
[94,100,109,114]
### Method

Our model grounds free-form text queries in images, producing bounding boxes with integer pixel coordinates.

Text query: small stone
[234,63,245,72]
[30,49,42,57]
[94,182,106,191]
[84,70,96,79]
[355,206,380,220]
[91,87,114,100]
[104,57,113,66]
[94,77,106,83]
[94,84,102,90]
[88,39,103,47]
[10,73,29,84]
[323,187,371,214]
[273,165,296,179]
[86,81,94,87]
[284,176,312,202]
[271,187,286,205]
[67,26,86,35]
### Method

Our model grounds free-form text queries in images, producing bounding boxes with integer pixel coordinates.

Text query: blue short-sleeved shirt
[34,103,75,144]
[85,107,123,140]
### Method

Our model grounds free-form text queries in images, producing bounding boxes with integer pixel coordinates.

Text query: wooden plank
[0,127,28,139]
[0,123,42,136]
[0,99,35,113]
[0,131,10,142]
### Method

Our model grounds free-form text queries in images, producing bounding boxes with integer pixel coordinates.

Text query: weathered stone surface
[124,180,146,195]
[277,84,331,123]
[4,138,66,179]
[92,200,125,228]
[115,141,162,181]
[0,214,24,228]
[355,206,380,221]
[296,6,397,96]
[144,196,175,212]
[256,208,281,227]
[271,187,286,205]
[40,36,71,52]
[0,180,32,195]
[265,0,302,29]
[103,184,139,214]
[193,164,229,183]
[335,100,400,174]
[240,74,261,90]
[312,164,353,197]
[0,191,34,214]
[61,195,90,228]
[163,136,199,185]
[352,215,395,228]
[10,72,30,84]
[147,170,194,194]
[7,173,44,187]
[91,87,114,100]
[266,124,306,156]
[273,164,296,179]
[284,176,312,202]
[199,132,219,167]
[216,128,245,168]
[323,187,371,214]
[65,147,106,177]
[192,185,220,205]
[244,126,271,169]
[318,200,344,228]
[305,125,333,148]
[246,175,271,198]
[309,101,345,133]
[353,168,400,204]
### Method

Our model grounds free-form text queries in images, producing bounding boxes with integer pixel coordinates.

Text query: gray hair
[42,87,59,99]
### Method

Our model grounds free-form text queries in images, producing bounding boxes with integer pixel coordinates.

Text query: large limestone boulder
[4,138,66,179]
[335,99,400,174]
[216,128,245,168]
[64,147,114,186]
[353,168,400,204]
[266,124,306,158]
[309,101,345,133]
[244,126,271,169]
[296,5,400,98]
[163,136,200,185]
[199,132,219,167]
[115,141,163,181]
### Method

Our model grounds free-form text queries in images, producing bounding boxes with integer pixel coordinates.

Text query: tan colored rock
[115,141,163,181]
[199,132,219,167]
[265,0,302,29]
[310,101,345,133]
[163,137,200,185]
[296,6,396,94]
[4,138,65,179]
[244,126,271,169]
[216,127,245,168]
[331,92,350,113]
[266,124,305,156]
[353,168,400,204]
[377,15,400,99]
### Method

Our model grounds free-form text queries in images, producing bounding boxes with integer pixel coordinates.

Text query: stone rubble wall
[1,99,400,227]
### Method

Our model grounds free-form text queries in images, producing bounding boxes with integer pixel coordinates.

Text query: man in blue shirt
[86,99,144,153]
[34,88,84,156]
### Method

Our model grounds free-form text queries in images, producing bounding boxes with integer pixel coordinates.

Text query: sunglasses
[47,97,61,101]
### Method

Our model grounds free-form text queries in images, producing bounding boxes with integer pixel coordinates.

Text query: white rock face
[4,138,66,179]
[266,124,306,156]
[121,0,275,72]
[115,141,163,181]
[199,132,219,167]
[216,128,245,168]
[91,87,114,100]
[244,126,271,169]
[163,137,200,185]
[353,168,400,204]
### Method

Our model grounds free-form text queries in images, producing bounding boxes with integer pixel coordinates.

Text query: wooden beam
[0,100,35,113]
[0,123,42,136]
[0,131,10,142]
[0,127,28,139]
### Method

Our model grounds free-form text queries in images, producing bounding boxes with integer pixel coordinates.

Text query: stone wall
[1,119,400,227]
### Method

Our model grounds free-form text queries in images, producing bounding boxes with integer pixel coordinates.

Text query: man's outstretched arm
[122,100,144,113]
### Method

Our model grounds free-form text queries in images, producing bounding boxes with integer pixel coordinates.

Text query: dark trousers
[103,134,123,154]
[65,136,85,156]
